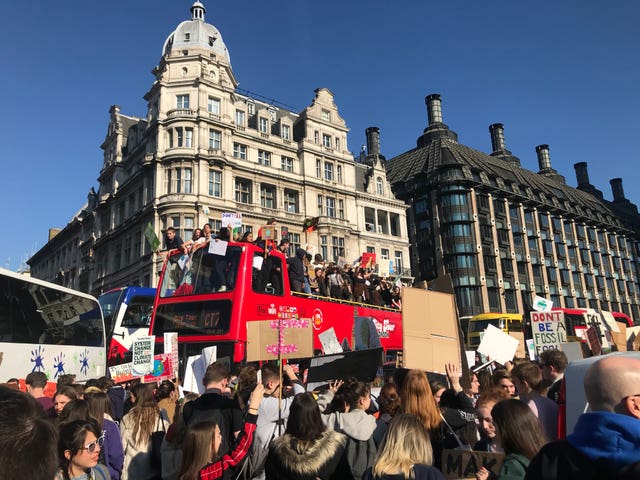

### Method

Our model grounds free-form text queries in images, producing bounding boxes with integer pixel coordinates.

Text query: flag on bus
[302,217,320,232]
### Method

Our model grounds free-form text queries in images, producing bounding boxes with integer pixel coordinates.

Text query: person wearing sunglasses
[56,419,109,480]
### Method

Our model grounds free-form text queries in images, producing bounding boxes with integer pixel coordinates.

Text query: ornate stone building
[387,94,640,320]
[28,2,411,294]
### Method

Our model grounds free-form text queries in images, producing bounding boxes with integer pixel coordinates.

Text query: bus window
[153,299,232,336]
[160,246,242,297]
[121,295,154,328]
[98,289,123,335]
[252,253,284,295]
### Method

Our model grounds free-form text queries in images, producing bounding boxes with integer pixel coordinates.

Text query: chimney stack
[425,94,443,125]
[574,162,591,188]
[365,127,380,157]
[489,123,507,153]
[610,178,625,202]
[536,144,552,171]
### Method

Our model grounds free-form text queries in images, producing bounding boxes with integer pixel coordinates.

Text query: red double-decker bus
[550,307,633,342]
[149,241,403,369]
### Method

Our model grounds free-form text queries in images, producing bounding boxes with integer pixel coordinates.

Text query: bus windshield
[98,289,123,334]
[121,295,154,328]
[160,244,243,298]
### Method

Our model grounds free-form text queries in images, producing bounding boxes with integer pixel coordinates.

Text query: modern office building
[387,94,640,320]
[28,2,411,293]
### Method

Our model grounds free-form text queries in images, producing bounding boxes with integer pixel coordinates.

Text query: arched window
[376,177,383,195]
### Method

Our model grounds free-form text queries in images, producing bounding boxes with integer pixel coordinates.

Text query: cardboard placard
[626,326,640,351]
[559,341,584,362]
[530,311,568,357]
[132,335,155,375]
[361,252,376,269]
[509,332,527,359]
[401,287,461,374]
[318,327,343,354]
[477,324,519,365]
[246,319,313,361]
[441,449,505,480]
[260,225,276,240]
[601,311,620,333]
[109,354,173,384]
[611,321,627,352]
[533,295,553,312]
[586,326,602,356]
[208,239,228,256]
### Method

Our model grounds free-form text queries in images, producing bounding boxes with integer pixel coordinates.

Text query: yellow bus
[466,313,523,349]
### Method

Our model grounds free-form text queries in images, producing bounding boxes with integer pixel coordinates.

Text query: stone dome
[162,1,231,65]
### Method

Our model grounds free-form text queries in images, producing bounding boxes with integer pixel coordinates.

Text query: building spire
[190,1,206,21]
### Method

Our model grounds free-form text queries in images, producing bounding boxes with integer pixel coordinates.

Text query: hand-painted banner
[246,318,313,361]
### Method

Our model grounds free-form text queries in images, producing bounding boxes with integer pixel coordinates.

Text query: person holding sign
[191,383,265,480]
[364,413,445,480]
[476,399,547,480]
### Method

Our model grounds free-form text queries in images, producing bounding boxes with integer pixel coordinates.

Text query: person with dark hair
[55,386,80,416]
[320,380,377,479]
[165,227,186,254]
[525,355,640,480]
[476,399,547,480]
[86,391,124,480]
[161,392,200,480]
[55,419,109,480]
[120,383,170,480]
[57,374,77,389]
[183,362,243,460]
[97,376,125,422]
[0,386,59,480]
[439,363,478,449]
[58,399,91,425]
[286,248,307,293]
[511,362,558,441]
[429,380,447,405]
[157,380,178,423]
[265,392,350,479]
[492,370,516,397]
[365,413,445,480]
[26,371,54,412]
[538,349,568,404]
[372,382,401,446]
[194,383,265,480]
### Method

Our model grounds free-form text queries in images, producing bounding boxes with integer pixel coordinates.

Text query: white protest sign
[132,335,155,375]
[208,239,228,256]
[183,354,205,394]
[559,341,584,362]
[202,346,217,367]
[533,295,553,312]
[530,311,568,357]
[177,254,189,270]
[221,212,242,229]
[585,309,611,348]
[318,327,343,354]
[466,350,477,369]
[477,324,519,365]
[378,260,390,278]
[526,339,536,360]
[163,332,179,379]
[600,310,620,333]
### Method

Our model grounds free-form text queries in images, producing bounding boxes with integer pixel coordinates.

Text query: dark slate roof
[386,136,640,232]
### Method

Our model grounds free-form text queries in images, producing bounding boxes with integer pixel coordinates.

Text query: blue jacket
[568,411,640,472]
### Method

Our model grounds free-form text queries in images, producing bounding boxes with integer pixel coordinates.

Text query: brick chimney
[574,162,590,188]
[489,123,506,153]
[610,178,625,202]
[365,127,380,157]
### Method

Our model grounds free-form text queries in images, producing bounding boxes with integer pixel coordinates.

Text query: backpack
[344,436,376,480]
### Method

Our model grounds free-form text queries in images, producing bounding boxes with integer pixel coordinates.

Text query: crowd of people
[3,350,640,480]
[163,223,404,309]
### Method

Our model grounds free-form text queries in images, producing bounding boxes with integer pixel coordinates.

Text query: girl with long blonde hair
[366,414,445,480]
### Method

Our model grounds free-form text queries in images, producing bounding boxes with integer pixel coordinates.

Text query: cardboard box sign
[246,319,313,362]
[306,347,383,384]
[401,287,461,374]
[442,449,504,480]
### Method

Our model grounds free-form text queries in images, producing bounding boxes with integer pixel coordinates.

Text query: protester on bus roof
[364,413,445,480]
[120,383,170,480]
[286,248,307,293]
[511,362,558,441]
[313,267,329,297]
[194,383,265,480]
[55,419,110,480]
[165,227,187,254]
[265,391,351,480]
[538,349,568,404]
[86,391,124,480]
[240,231,253,243]
[525,355,640,480]
[277,238,290,257]
[26,371,54,413]
[0,386,59,480]
[476,399,547,480]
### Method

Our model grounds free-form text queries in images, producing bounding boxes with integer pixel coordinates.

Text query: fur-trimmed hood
[269,430,347,476]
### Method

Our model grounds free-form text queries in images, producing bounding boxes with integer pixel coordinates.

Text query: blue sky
[1,1,638,272]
